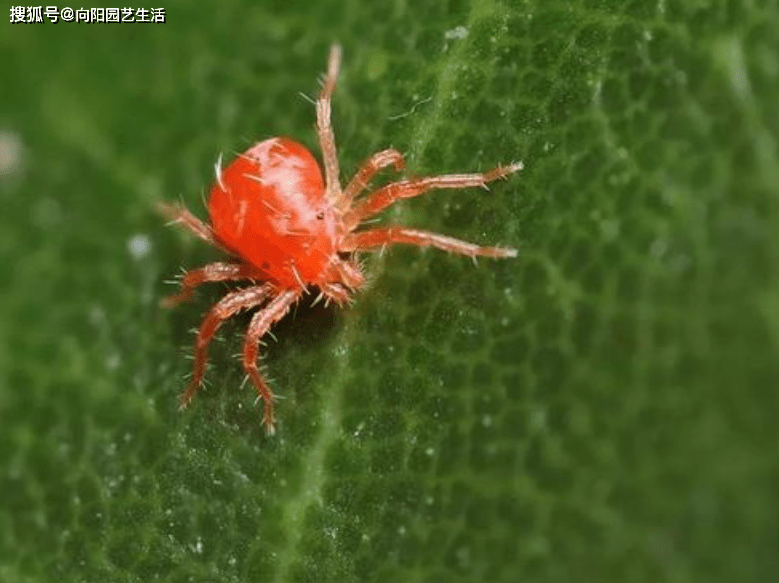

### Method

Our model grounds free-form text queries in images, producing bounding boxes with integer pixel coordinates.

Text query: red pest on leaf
[157,45,522,435]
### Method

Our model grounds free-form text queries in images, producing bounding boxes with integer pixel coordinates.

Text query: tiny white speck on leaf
[105,353,120,371]
[127,233,152,260]
[0,130,23,177]
[445,26,469,40]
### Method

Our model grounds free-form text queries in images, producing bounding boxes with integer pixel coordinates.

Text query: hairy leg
[161,261,265,308]
[178,284,273,409]
[156,201,218,245]
[242,290,299,434]
[156,200,236,257]
[343,162,523,230]
[337,148,405,211]
[319,282,353,306]
[342,226,517,258]
[317,44,342,202]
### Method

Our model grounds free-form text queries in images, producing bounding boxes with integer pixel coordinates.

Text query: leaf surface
[1,1,778,581]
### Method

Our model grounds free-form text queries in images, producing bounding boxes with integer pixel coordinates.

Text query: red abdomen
[208,138,338,289]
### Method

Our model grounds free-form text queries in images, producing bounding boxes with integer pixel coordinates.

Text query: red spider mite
[157,44,522,435]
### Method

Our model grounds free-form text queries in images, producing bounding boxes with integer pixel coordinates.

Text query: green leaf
[1,1,778,582]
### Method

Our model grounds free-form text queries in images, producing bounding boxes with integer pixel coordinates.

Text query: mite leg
[178,284,273,409]
[317,44,343,202]
[342,227,517,258]
[337,148,406,211]
[242,290,299,434]
[343,162,523,231]
[156,201,218,245]
[317,282,352,307]
[161,261,264,308]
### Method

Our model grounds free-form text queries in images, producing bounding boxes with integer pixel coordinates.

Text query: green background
[2,1,778,581]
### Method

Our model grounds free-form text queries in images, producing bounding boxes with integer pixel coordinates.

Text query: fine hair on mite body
[158,44,522,434]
